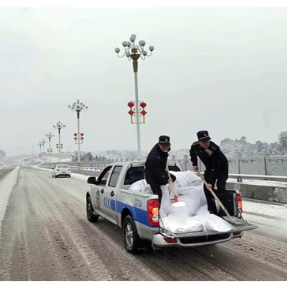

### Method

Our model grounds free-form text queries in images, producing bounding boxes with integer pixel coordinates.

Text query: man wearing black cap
[145,136,176,207]
[189,131,229,215]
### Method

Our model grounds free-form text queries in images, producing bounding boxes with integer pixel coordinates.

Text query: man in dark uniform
[189,131,229,215]
[145,135,176,207]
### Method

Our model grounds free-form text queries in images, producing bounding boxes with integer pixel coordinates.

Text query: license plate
[62,172,66,174]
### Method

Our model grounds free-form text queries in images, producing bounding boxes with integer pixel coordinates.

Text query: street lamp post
[45,132,54,166]
[41,139,47,162]
[68,100,88,167]
[37,141,42,158]
[115,34,154,160]
[53,121,66,163]
[31,144,35,160]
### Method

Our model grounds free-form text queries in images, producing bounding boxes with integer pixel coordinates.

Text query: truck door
[100,165,123,222]
[91,166,112,212]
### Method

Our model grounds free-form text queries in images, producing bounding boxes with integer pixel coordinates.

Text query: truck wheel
[123,215,143,254]
[86,196,99,223]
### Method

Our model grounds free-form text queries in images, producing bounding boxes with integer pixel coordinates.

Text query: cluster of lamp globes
[115,34,154,58]
[68,100,88,112]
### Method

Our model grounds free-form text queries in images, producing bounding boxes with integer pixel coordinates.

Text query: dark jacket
[145,144,176,186]
[189,141,228,185]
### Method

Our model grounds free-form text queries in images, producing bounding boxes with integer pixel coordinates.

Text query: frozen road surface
[0,167,287,281]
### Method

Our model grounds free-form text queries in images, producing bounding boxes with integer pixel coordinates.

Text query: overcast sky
[1,7,287,156]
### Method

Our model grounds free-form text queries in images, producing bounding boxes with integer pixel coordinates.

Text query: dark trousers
[203,163,228,214]
[150,184,162,208]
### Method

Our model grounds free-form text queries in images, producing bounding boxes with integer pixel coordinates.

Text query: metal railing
[37,159,287,182]
[227,173,287,183]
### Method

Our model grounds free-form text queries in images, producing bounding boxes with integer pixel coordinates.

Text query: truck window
[108,166,123,188]
[97,166,112,186]
[124,166,145,185]
[168,165,181,172]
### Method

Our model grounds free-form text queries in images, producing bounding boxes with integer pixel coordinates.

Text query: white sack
[143,186,153,194]
[129,179,146,192]
[164,203,191,218]
[177,195,200,216]
[161,216,204,233]
[195,204,209,216]
[175,184,205,216]
[170,170,202,188]
[159,185,188,217]
[159,185,171,218]
[192,214,233,232]
[129,180,153,194]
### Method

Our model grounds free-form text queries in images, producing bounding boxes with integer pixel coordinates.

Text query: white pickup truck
[86,161,257,253]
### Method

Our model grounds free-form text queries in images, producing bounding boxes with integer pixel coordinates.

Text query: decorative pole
[45,132,54,166]
[53,121,66,162]
[68,100,88,167]
[115,34,154,160]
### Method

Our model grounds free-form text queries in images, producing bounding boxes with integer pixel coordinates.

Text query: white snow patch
[0,168,20,240]
[243,200,287,218]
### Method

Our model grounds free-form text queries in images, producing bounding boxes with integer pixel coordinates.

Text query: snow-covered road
[0,167,286,281]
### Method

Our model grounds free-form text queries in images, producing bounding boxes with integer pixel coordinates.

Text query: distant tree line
[220,131,287,157]
[0,150,6,159]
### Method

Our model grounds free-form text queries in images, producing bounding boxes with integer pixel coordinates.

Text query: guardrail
[39,161,287,183]
[68,166,102,171]
[196,171,287,183]
[68,166,287,183]
[227,173,287,183]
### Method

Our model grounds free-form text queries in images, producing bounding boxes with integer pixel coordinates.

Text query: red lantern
[81,137,84,140]
[81,133,84,136]
[128,101,134,108]
[74,137,77,140]
[74,133,77,136]
[140,102,147,108]
[128,110,135,116]
[141,110,147,116]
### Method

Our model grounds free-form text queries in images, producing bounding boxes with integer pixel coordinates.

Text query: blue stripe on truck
[116,201,158,229]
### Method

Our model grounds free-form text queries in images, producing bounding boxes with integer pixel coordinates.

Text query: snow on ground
[243,199,287,218]
[69,172,90,180]
[0,168,19,240]
[32,166,93,180]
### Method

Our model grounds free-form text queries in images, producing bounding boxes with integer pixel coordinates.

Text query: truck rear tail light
[237,194,243,214]
[164,237,177,243]
[147,199,159,227]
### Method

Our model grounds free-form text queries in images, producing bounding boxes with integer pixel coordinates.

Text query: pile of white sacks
[129,171,234,234]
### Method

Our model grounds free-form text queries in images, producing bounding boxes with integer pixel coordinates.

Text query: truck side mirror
[87,177,97,185]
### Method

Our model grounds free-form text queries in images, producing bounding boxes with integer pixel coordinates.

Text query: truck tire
[86,196,99,223]
[123,215,143,254]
